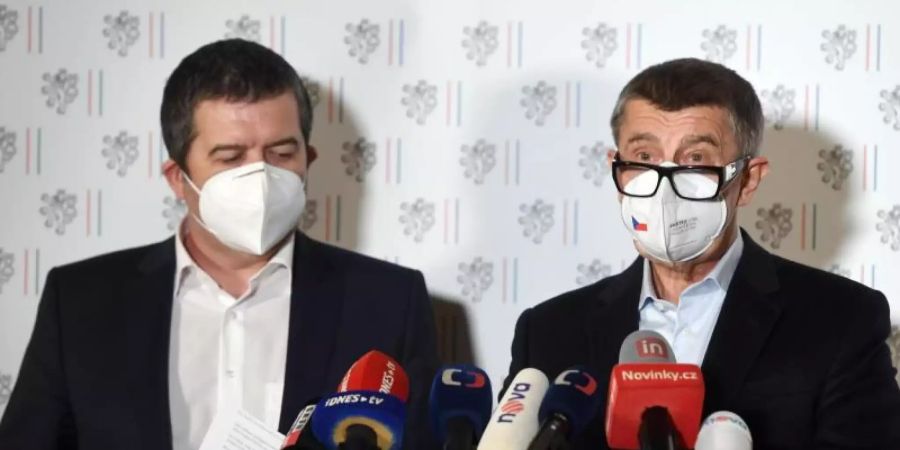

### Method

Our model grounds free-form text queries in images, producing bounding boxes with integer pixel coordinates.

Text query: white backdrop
[1,0,899,414]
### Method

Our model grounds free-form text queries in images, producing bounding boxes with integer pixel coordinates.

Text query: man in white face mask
[0,39,439,450]
[502,58,900,449]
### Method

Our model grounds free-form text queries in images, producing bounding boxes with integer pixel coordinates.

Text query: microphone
[527,366,602,450]
[282,396,326,449]
[694,411,752,450]
[312,350,409,450]
[605,330,704,450]
[429,365,493,450]
[337,349,409,402]
[477,368,549,450]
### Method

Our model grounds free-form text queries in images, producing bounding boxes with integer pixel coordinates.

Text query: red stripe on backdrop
[388,20,394,65]
[148,133,154,178]
[804,85,809,130]
[454,198,460,244]
[863,145,868,191]
[745,25,751,70]
[23,250,29,295]
[443,199,449,244]
[507,23,512,67]
[504,141,510,186]
[27,7,32,53]
[385,138,392,184]
[86,189,92,236]
[446,81,452,126]
[502,258,508,303]
[25,128,31,175]
[866,25,871,71]
[87,70,93,116]
[325,196,332,242]
[149,13,154,58]
[327,78,334,123]
[800,203,806,250]
[626,24,632,69]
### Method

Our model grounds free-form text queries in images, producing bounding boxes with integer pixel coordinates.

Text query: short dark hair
[160,39,313,171]
[610,58,763,157]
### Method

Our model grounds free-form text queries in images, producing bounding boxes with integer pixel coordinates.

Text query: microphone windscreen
[337,349,409,402]
[607,334,703,449]
[311,390,406,450]
[429,365,493,444]
[477,368,549,450]
[618,330,675,363]
[537,366,602,437]
[695,411,752,450]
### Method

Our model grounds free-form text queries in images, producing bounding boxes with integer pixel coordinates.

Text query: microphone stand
[527,413,573,450]
[444,416,476,450]
[638,406,685,450]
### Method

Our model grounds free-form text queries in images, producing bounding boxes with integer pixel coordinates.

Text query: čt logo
[441,368,487,388]
[554,369,598,396]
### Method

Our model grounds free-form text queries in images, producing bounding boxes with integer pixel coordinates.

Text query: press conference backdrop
[1,0,899,414]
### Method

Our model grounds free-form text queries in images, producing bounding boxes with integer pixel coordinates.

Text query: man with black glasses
[502,58,900,449]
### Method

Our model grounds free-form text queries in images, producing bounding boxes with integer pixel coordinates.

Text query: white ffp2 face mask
[619,163,727,263]
[183,162,306,255]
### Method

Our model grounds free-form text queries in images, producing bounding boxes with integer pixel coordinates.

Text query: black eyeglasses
[611,154,750,200]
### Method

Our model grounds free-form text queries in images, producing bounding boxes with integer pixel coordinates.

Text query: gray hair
[610,58,764,158]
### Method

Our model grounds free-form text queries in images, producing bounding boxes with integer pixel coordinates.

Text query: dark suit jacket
[0,232,439,450]
[504,231,900,449]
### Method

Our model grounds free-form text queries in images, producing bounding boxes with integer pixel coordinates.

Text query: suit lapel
[130,238,177,450]
[587,258,643,386]
[278,233,344,432]
[701,231,782,415]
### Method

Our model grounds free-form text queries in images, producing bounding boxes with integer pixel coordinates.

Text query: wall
[1,0,899,413]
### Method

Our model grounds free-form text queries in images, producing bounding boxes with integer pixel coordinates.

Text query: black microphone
[429,365,493,450]
[527,366,602,450]
[638,406,679,450]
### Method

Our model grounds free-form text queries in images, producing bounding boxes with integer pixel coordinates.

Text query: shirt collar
[174,221,295,294]
[639,232,744,310]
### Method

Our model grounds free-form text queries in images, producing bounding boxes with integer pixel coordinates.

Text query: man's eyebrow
[208,144,246,156]
[626,132,659,145]
[263,137,300,149]
[678,134,721,148]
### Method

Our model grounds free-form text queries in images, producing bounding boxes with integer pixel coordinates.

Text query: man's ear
[607,148,617,167]
[737,156,770,207]
[162,160,186,200]
[306,145,318,167]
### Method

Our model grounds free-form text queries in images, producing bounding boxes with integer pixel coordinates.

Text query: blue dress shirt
[638,234,744,365]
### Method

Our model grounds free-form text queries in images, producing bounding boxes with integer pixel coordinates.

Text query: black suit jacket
[504,231,900,449]
[0,232,439,450]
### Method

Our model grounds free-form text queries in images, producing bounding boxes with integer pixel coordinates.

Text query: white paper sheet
[199,407,285,450]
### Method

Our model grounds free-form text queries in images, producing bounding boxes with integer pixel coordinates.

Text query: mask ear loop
[181,170,202,194]
[179,170,219,238]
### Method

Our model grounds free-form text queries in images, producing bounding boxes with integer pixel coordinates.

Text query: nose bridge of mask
[654,163,678,260]
[652,162,722,262]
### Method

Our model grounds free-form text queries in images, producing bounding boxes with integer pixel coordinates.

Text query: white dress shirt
[168,225,294,450]
[638,233,744,366]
